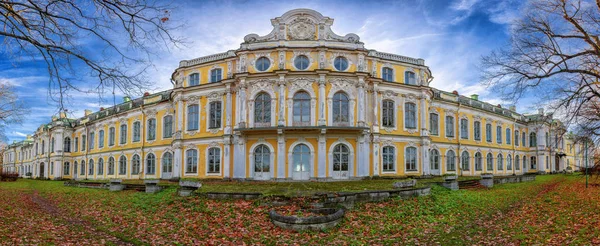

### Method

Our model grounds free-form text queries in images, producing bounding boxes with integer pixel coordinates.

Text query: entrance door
[161,152,173,179]
[332,144,350,179]
[39,163,45,178]
[254,145,271,180]
[430,149,440,175]
[292,144,310,180]
[555,155,560,172]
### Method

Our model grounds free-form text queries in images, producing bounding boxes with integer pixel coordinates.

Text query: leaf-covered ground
[0,175,598,245]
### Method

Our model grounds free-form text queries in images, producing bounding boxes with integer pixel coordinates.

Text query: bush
[0,171,19,182]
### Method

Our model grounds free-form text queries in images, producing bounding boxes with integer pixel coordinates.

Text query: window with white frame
[294,55,310,70]
[382,146,395,172]
[64,137,71,152]
[255,57,271,72]
[98,130,104,148]
[119,156,127,175]
[147,119,156,141]
[475,152,482,171]
[63,162,70,175]
[209,102,222,129]
[210,68,222,83]
[187,104,199,131]
[146,153,156,175]
[162,152,173,173]
[381,100,395,127]
[207,148,221,174]
[430,113,439,135]
[382,67,393,82]
[474,121,481,141]
[186,149,198,174]
[497,154,503,170]
[89,132,94,150]
[332,92,350,125]
[98,158,104,175]
[120,124,127,144]
[293,91,311,126]
[255,92,271,126]
[507,154,512,170]
[108,157,115,175]
[109,127,115,146]
[446,116,454,137]
[333,56,348,71]
[189,73,199,86]
[131,154,140,175]
[80,136,85,151]
[486,124,492,142]
[163,115,173,138]
[515,130,519,146]
[405,102,416,129]
[430,149,440,170]
[515,155,520,170]
[530,132,537,147]
[405,147,417,171]
[461,151,470,170]
[133,122,141,142]
[506,128,511,145]
[80,160,85,175]
[460,119,468,139]
[496,126,502,144]
[405,71,416,85]
[446,150,456,171]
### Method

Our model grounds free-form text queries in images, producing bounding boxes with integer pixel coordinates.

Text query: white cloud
[13,131,28,137]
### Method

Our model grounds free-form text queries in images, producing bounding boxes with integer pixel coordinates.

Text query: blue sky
[1,0,531,143]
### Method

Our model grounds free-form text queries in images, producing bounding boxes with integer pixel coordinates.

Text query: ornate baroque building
[1,9,594,180]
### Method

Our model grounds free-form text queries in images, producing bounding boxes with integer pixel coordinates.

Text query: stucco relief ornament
[288,18,315,40]
[209,128,219,134]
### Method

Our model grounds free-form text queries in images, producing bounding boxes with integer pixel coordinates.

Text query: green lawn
[1,175,599,245]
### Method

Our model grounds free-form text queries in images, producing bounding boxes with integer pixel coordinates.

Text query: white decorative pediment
[287,77,314,95]
[328,78,357,97]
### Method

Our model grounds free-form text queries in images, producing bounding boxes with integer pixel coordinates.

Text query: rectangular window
[430,113,439,135]
[210,69,222,83]
[209,102,222,129]
[522,132,526,147]
[82,135,86,151]
[445,116,454,137]
[98,130,104,148]
[147,119,156,140]
[474,121,481,141]
[189,73,200,86]
[405,147,417,171]
[382,146,395,172]
[404,103,416,129]
[496,126,502,144]
[133,122,141,142]
[187,105,199,131]
[163,116,173,138]
[109,127,115,146]
[120,124,127,144]
[486,124,492,142]
[460,119,468,139]
[89,132,95,150]
[506,128,511,145]
[382,100,395,127]
[74,137,79,152]
[515,131,519,146]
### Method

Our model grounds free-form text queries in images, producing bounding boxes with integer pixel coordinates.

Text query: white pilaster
[318,133,326,177]
[277,133,286,179]
[223,136,231,178]
[278,75,286,126]
[318,75,326,126]
[357,77,366,127]
[173,147,182,178]
[233,134,246,179]
[225,85,232,134]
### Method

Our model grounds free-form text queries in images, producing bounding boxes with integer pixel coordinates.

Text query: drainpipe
[140,104,145,180]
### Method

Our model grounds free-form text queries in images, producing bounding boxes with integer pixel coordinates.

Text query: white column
[277,133,286,179]
[318,75,326,126]
[225,86,232,134]
[318,134,326,178]
[372,83,380,133]
[372,135,380,176]
[420,96,431,175]
[278,76,286,126]
[223,136,231,178]
[173,147,182,178]
[177,98,183,132]
[238,80,247,128]
[233,135,246,179]
[357,77,366,127]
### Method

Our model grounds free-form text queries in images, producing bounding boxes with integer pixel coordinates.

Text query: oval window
[334,56,348,71]
[294,55,310,70]
[255,57,271,72]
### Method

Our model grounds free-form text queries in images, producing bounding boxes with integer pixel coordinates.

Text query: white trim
[290,51,314,71]
[380,63,394,82]
[205,145,223,176]
[328,139,354,179]
[205,94,225,133]
[404,145,419,173]
[251,52,275,72]
[380,144,396,174]
[249,141,275,180]
[184,147,199,176]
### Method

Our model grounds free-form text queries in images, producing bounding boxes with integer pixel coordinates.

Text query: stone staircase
[123,184,146,192]
[458,180,486,190]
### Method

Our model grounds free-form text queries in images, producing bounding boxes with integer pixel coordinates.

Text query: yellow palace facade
[1,9,593,181]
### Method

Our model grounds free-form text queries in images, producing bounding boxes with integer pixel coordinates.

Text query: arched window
[98,130,104,148]
[64,137,71,152]
[189,73,200,86]
[63,162,70,175]
[332,92,350,125]
[382,146,395,172]
[446,150,456,171]
[209,102,222,128]
[474,121,481,141]
[475,152,482,171]
[497,154,504,170]
[294,55,309,70]
[405,102,416,129]
[255,57,271,71]
[530,132,537,147]
[147,119,156,141]
[119,124,127,144]
[486,153,493,171]
[131,154,140,175]
[430,149,440,170]
[146,153,156,175]
[97,158,104,175]
[461,151,470,171]
[530,156,537,169]
[382,67,393,82]
[207,148,221,174]
[460,119,469,139]
[133,121,141,142]
[162,152,173,174]
[254,92,271,126]
[109,127,115,146]
[186,149,198,174]
[210,68,222,83]
[333,56,348,71]
[80,160,85,175]
[405,71,416,85]
[515,155,520,170]
[163,115,173,138]
[332,144,349,172]
[506,128,511,145]
[446,116,455,137]
[406,147,417,171]
[108,157,115,175]
[292,144,310,174]
[254,145,271,173]
[507,154,512,170]
[187,104,199,131]
[293,91,311,126]
[381,100,395,127]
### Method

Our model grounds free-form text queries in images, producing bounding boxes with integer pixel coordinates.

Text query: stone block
[441,180,459,190]
[479,178,494,188]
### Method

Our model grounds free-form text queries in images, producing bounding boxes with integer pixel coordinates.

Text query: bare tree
[0,82,26,143]
[0,0,182,110]
[481,0,600,142]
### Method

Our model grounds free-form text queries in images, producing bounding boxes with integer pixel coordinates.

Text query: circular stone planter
[269,208,345,232]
